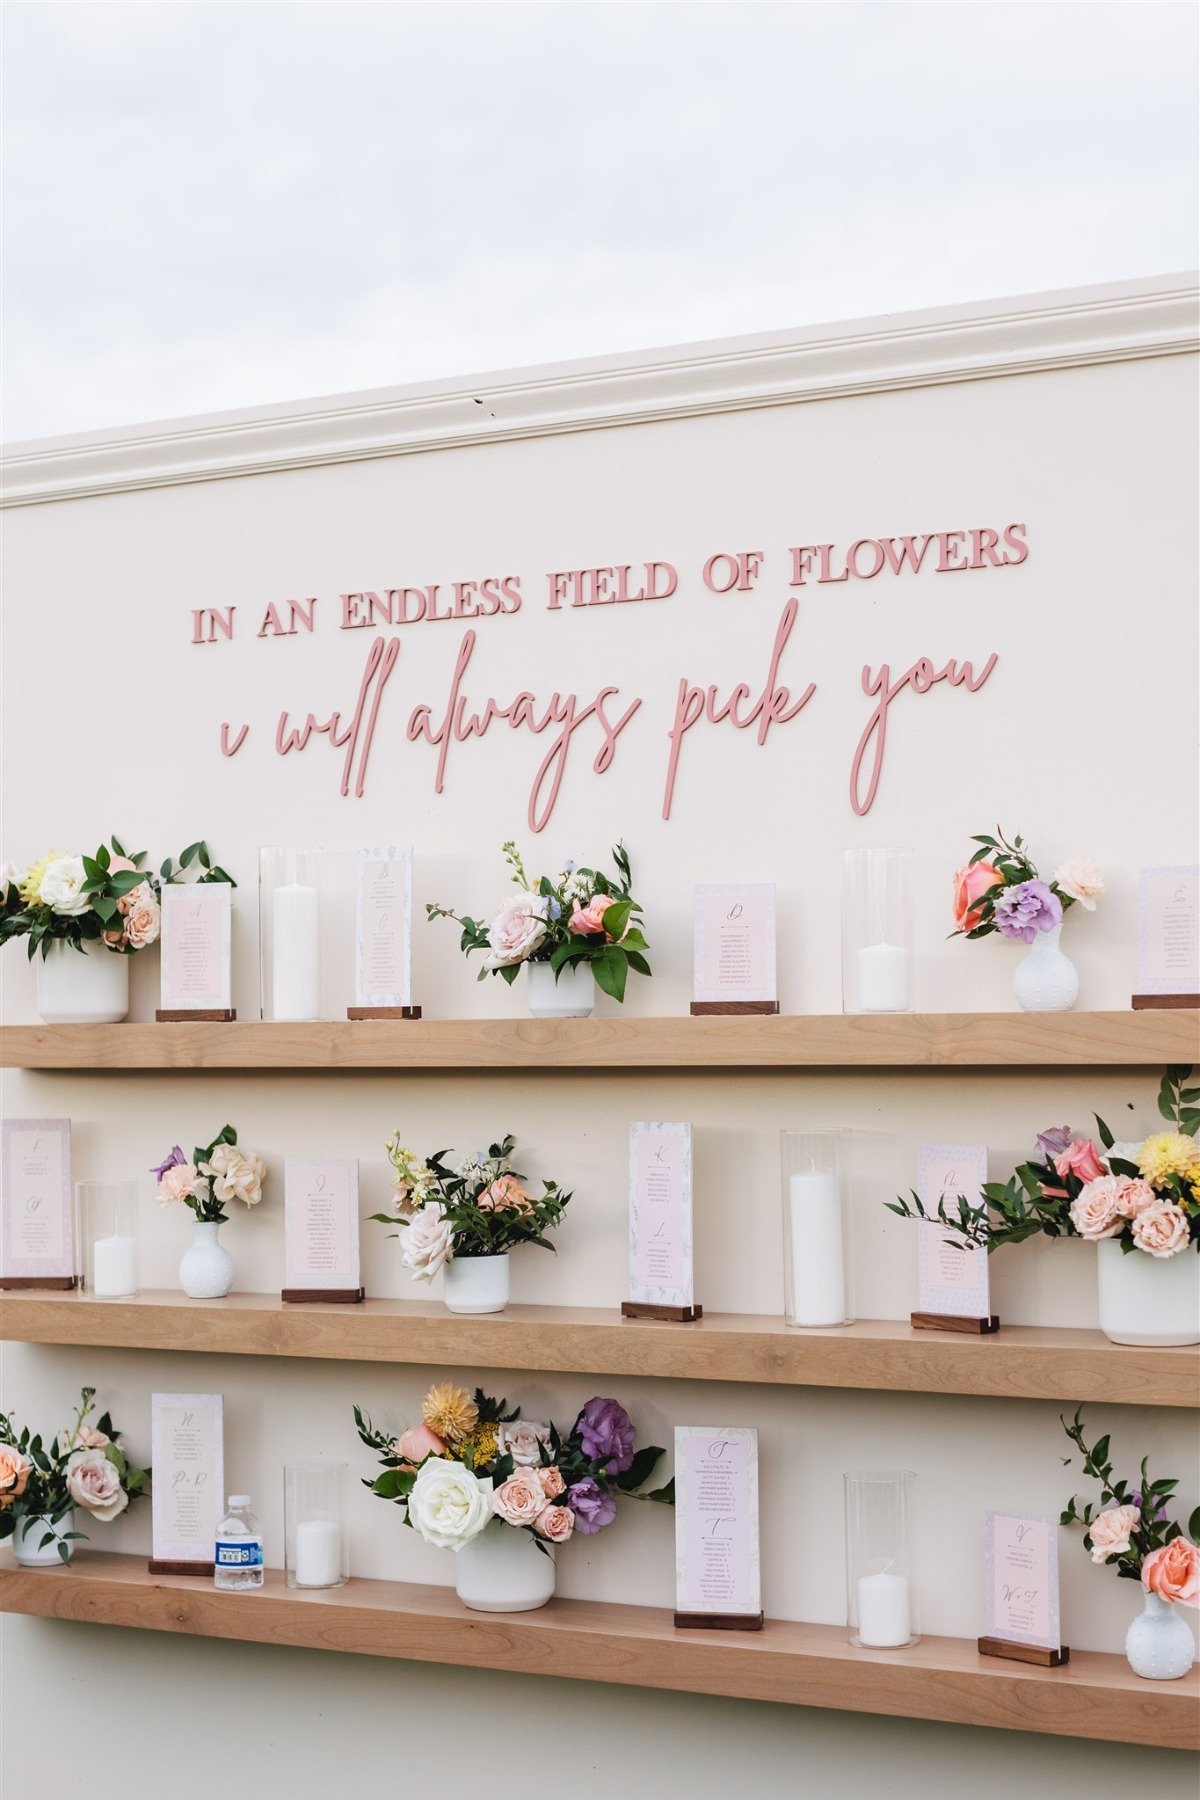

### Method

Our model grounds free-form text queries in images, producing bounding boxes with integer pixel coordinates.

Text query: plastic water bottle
[214,1494,264,1590]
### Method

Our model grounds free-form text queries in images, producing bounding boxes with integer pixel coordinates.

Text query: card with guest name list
[916,1143,991,1319]
[0,1118,74,1286]
[693,883,777,1005]
[628,1122,694,1311]
[160,882,233,1012]
[984,1511,1062,1653]
[284,1158,362,1295]
[150,1393,224,1572]
[355,845,413,1008]
[674,1426,762,1623]
[1139,866,1200,993]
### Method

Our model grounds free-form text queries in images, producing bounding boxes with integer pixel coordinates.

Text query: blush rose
[533,1504,575,1543]
[1087,1504,1141,1563]
[1130,1201,1191,1259]
[66,1448,128,1522]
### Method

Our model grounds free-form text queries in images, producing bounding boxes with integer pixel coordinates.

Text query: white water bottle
[215,1494,264,1590]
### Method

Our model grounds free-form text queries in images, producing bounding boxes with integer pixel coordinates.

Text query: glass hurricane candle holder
[845,1470,919,1648]
[842,849,914,1014]
[781,1129,854,1327]
[79,1181,139,1298]
[285,1461,346,1589]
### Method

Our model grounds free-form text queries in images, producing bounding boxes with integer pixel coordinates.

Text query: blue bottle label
[215,1538,263,1567]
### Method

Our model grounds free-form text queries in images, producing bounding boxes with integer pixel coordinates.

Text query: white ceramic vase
[12,1511,75,1566]
[526,959,594,1019]
[36,940,130,1024]
[1012,924,1078,1012]
[455,1522,556,1613]
[179,1219,235,1299]
[1126,1590,1196,1680]
[1097,1240,1200,1346]
[443,1253,509,1315]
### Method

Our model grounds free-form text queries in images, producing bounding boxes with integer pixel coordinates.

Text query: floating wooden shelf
[2,1554,1193,1748]
[4,1291,1194,1408]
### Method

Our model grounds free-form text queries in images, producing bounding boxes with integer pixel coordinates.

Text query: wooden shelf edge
[3,1555,1194,1748]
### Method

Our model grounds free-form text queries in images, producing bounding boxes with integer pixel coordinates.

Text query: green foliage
[1159,1066,1200,1137]
[1060,1408,1189,1583]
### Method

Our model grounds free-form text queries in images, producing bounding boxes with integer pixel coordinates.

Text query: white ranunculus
[400,1203,454,1280]
[408,1459,493,1551]
[482,894,549,969]
[497,1420,552,1466]
[37,855,90,916]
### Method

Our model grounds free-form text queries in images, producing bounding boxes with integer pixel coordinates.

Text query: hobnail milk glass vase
[526,960,594,1019]
[1012,924,1078,1011]
[455,1523,556,1613]
[179,1219,235,1298]
[1126,1591,1196,1680]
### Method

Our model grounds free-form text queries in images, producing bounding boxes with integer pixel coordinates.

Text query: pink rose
[478,1175,531,1214]
[493,1470,549,1527]
[569,896,611,937]
[1087,1504,1141,1563]
[497,1420,550,1466]
[1143,1538,1200,1608]
[66,1447,128,1522]
[108,857,136,876]
[122,883,161,949]
[392,1422,447,1467]
[534,1503,575,1543]
[159,1161,201,1204]
[0,1445,32,1500]
[56,1424,110,1456]
[536,1465,565,1500]
[952,860,1002,932]
[1054,1138,1108,1185]
[1112,1177,1156,1219]
[1069,1176,1127,1241]
[1130,1201,1191,1259]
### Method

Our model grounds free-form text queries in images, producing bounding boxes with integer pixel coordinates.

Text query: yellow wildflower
[422,1382,479,1446]
[19,851,65,905]
[456,1423,499,1469]
[1137,1131,1200,1186]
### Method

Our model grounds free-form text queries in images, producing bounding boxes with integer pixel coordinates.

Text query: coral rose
[1069,1176,1127,1241]
[569,895,610,937]
[493,1469,548,1527]
[1087,1504,1141,1563]
[392,1423,446,1466]
[1054,1139,1107,1185]
[533,1504,575,1543]
[952,860,1002,933]
[1142,1538,1200,1608]
[66,1447,127,1521]
[479,1175,530,1214]
[1130,1201,1191,1259]
[0,1446,32,1501]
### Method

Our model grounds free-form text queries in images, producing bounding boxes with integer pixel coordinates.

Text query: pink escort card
[354,845,413,1010]
[914,1143,994,1331]
[624,1122,698,1320]
[980,1510,1067,1665]
[1138,866,1199,996]
[692,883,778,1011]
[0,1118,75,1288]
[282,1157,363,1301]
[150,1392,224,1574]
[159,881,233,1015]
[674,1426,762,1628]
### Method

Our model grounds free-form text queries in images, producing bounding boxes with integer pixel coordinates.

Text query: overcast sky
[3,1,1196,445]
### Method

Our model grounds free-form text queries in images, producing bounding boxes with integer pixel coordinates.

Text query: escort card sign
[149,1392,224,1575]
[978,1510,1068,1667]
[623,1121,700,1321]
[158,882,234,1019]
[0,1118,75,1289]
[674,1426,762,1630]
[282,1157,363,1303]
[348,844,420,1019]
[912,1143,997,1334]
[691,883,778,1015]
[1135,865,1199,1005]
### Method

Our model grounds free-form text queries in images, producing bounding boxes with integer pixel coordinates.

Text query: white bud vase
[36,940,130,1024]
[1012,923,1078,1011]
[526,960,594,1019]
[1126,1590,1196,1680]
[443,1253,509,1315]
[455,1522,556,1613]
[13,1510,75,1566]
[179,1219,234,1299]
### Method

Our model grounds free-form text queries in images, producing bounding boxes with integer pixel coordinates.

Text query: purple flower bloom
[151,1145,186,1182]
[1035,1127,1073,1162]
[575,1396,635,1474]
[548,899,562,922]
[568,1476,618,1534]
[993,880,1063,945]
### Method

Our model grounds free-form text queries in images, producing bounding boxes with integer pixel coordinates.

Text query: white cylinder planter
[179,1220,235,1299]
[1097,1240,1200,1346]
[455,1523,556,1613]
[1126,1591,1197,1680]
[526,960,594,1019]
[12,1511,75,1566]
[36,940,129,1024]
[443,1253,509,1315]
[1012,925,1079,1012]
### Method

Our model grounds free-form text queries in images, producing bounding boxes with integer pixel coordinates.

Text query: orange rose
[0,1445,32,1502]
[1143,1538,1200,1607]
[952,861,1001,932]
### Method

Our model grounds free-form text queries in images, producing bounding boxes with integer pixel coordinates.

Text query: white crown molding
[3,274,1197,508]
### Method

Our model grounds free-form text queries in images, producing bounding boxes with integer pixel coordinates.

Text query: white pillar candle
[857,1570,911,1647]
[92,1234,137,1297]
[293,1517,343,1587]
[788,1170,846,1326]
[856,942,911,1013]
[272,883,320,1021]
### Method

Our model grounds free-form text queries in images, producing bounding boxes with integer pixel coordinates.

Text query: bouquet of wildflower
[355,1382,671,1553]
[951,826,1103,943]
[372,1134,569,1280]
[1061,1408,1199,1603]
[0,1387,150,1561]
[0,836,235,960]
[152,1124,267,1225]
[428,840,650,1002]
[887,1066,1200,1259]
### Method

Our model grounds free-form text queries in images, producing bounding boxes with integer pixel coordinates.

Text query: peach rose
[569,896,610,937]
[0,1446,32,1502]
[534,1503,575,1543]
[159,1160,201,1204]
[492,1469,549,1528]
[1054,1138,1108,1185]
[122,883,160,949]
[952,860,1002,933]
[1112,1177,1157,1219]
[1142,1538,1200,1608]
[1069,1176,1127,1241]
[479,1175,531,1214]
[536,1465,565,1500]
[66,1447,127,1521]
[1087,1504,1141,1563]
[392,1422,447,1466]
[1130,1201,1191,1259]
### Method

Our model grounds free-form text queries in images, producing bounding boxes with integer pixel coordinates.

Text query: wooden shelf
[4,1290,1194,1407]
[2,1553,1193,1747]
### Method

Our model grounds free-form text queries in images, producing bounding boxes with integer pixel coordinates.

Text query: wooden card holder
[0,1275,79,1291]
[911,1311,1000,1335]
[674,1611,765,1631]
[148,1559,214,1577]
[1131,994,1199,1010]
[281,1287,365,1305]
[689,1001,779,1016]
[622,1301,703,1322]
[346,1006,422,1020]
[156,1009,236,1022]
[978,1635,1070,1668]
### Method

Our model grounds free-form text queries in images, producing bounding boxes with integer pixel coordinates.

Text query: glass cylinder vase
[285,1462,346,1589]
[79,1181,140,1298]
[845,1470,919,1648]
[781,1129,854,1327]
[842,849,914,1014]
[259,848,324,1021]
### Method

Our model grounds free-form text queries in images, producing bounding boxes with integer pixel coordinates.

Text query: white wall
[2,281,1197,1799]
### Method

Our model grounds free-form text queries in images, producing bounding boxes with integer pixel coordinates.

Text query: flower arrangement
[152,1124,267,1224]
[0,1387,150,1561]
[0,837,235,960]
[355,1383,671,1552]
[1060,1408,1199,1603]
[951,826,1103,942]
[887,1066,1200,1258]
[428,840,650,1002]
[372,1134,570,1280]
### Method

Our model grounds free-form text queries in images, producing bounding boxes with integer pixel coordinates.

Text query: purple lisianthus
[151,1144,186,1182]
[575,1396,635,1474]
[1035,1126,1073,1162]
[568,1476,618,1534]
[993,879,1063,945]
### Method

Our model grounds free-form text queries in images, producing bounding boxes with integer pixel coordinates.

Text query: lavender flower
[993,879,1063,945]
[548,899,562,922]
[575,1396,635,1474]
[1035,1127,1073,1162]
[568,1476,618,1534]
[151,1145,186,1182]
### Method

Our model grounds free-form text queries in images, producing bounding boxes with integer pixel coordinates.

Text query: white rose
[37,855,90,916]
[482,894,549,969]
[497,1420,551,1466]
[0,861,25,902]
[400,1203,454,1280]
[201,1143,266,1208]
[66,1447,128,1522]
[408,1459,493,1551]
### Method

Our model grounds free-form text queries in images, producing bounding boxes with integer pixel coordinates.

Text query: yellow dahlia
[1137,1131,1200,1186]
[422,1382,478,1446]
[19,850,66,904]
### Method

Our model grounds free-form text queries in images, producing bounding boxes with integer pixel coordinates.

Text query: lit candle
[92,1234,137,1297]
[272,883,320,1021]
[294,1517,342,1587]
[856,942,911,1013]
[788,1169,846,1326]
[857,1570,911,1647]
